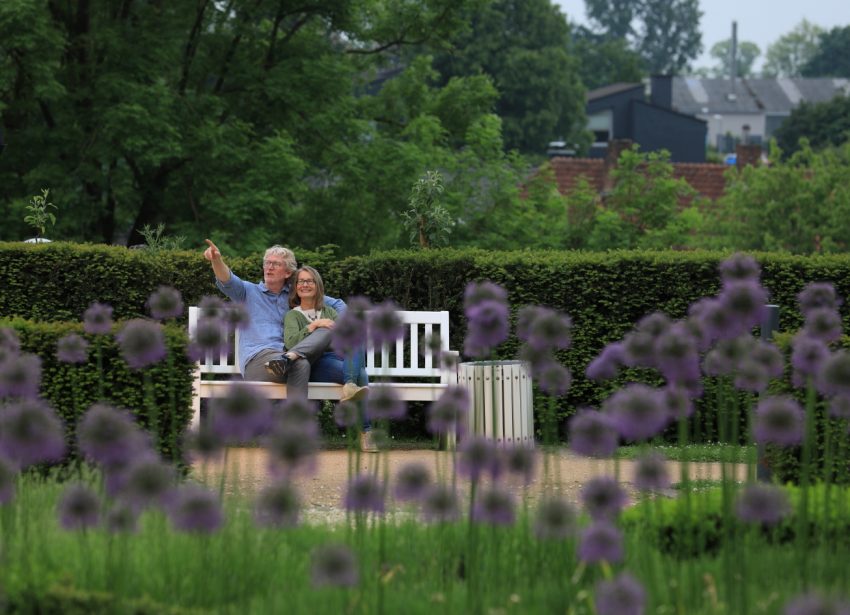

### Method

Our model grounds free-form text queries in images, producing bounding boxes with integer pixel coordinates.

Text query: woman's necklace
[301,307,319,322]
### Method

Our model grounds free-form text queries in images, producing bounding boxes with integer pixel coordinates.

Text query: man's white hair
[264,245,297,273]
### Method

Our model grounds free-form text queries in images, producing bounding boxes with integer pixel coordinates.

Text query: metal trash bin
[458,360,534,445]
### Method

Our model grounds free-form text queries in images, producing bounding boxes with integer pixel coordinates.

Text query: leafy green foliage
[401,170,453,248]
[802,25,850,78]
[774,97,850,156]
[24,189,56,241]
[705,39,761,78]
[569,27,644,91]
[762,19,823,77]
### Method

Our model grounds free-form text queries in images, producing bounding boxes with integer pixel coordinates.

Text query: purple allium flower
[254,480,300,528]
[183,423,224,461]
[603,384,669,442]
[791,333,830,384]
[734,359,770,393]
[105,503,139,534]
[343,473,385,514]
[393,462,432,502]
[77,403,148,465]
[83,302,113,335]
[188,317,230,360]
[0,399,66,466]
[578,521,623,564]
[718,280,769,338]
[693,298,735,343]
[829,396,850,420]
[464,300,510,358]
[503,445,537,485]
[569,409,619,458]
[427,386,469,436]
[115,319,167,370]
[0,455,17,504]
[278,397,318,430]
[472,487,516,526]
[198,295,225,318]
[221,302,251,331]
[720,252,761,283]
[654,323,700,384]
[146,286,184,320]
[798,282,843,317]
[210,382,273,443]
[661,386,694,420]
[517,306,572,351]
[784,593,850,615]
[167,484,223,533]
[536,362,572,396]
[816,351,850,397]
[735,483,791,525]
[365,386,407,421]
[595,573,646,615]
[57,483,100,530]
[464,280,508,307]
[457,436,502,482]
[586,342,625,381]
[117,457,175,510]
[368,300,405,347]
[753,395,805,446]
[421,485,460,523]
[581,476,628,520]
[265,422,318,478]
[0,352,42,398]
[633,451,671,491]
[621,331,656,368]
[56,333,89,364]
[311,544,359,587]
[804,307,843,343]
[333,401,360,429]
[332,296,372,357]
[636,312,673,337]
[683,316,712,352]
[0,327,21,363]
[703,335,755,377]
[533,497,578,540]
[439,350,460,371]
[751,340,786,379]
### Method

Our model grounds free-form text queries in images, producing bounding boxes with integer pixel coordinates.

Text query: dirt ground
[191,447,745,524]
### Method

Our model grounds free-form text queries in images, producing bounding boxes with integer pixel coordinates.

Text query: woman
[283,265,369,404]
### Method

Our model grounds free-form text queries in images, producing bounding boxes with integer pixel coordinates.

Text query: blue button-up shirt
[216,271,345,374]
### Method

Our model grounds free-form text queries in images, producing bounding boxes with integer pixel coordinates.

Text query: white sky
[554,0,850,71]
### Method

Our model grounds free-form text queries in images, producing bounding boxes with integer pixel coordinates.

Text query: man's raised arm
[203,239,231,284]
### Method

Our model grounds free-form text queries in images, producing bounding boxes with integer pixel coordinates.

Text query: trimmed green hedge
[2,318,195,461]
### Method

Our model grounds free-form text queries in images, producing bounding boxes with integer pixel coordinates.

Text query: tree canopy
[704,39,760,78]
[762,19,823,77]
[773,95,850,156]
[802,25,850,78]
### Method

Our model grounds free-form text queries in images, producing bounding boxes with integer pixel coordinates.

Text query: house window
[587,111,613,147]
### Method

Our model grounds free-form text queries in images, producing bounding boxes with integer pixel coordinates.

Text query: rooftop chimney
[650,75,673,109]
[729,21,738,100]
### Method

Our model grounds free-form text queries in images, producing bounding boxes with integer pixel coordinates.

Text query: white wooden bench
[187,307,458,429]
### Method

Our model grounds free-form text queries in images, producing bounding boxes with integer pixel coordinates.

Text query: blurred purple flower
[581,476,628,520]
[458,436,502,482]
[254,480,300,528]
[736,483,791,525]
[816,350,850,397]
[621,331,656,368]
[0,399,66,466]
[784,593,850,615]
[365,386,407,421]
[311,544,359,587]
[654,323,700,384]
[221,302,251,331]
[586,342,625,381]
[427,386,469,436]
[58,483,100,530]
[533,497,578,540]
[517,306,572,351]
[595,573,646,615]
[117,456,175,511]
[603,384,669,442]
[77,403,149,465]
[116,319,167,370]
[464,300,510,358]
[188,317,230,360]
[333,401,360,428]
[393,462,432,502]
[803,307,843,343]
[343,473,385,514]
[0,352,42,398]
[791,333,829,385]
[829,396,850,420]
[753,395,804,446]
[703,335,755,377]
[718,280,768,338]
[569,409,618,458]
[464,281,508,307]
[147,286,184,320]
[106,504,139,534]
[693,298,734,343]
[751,340,785,379]
[421,485,461,523]
[719,253,761,283]
[332,296,372,357]
[167,484,223,533]
[536,362,572,396]
[578,521,623,564]
[369,300,405,347]
[0,455,17,504]
[633,451,671,492]
[183,423,224,461]
[56,333,89,364]
[0,327,21,363]
[798,282,842,317]
[636,312,672,337]
[503,445,537,485]
[472,487,516,526]
[83,302,113,335]
[734,359,770,393]
[661,386,695,420]
[265,422,319,478]
[210,382,273,443]
[198,295,226,318]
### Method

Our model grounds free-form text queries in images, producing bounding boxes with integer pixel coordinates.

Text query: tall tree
[431,0,588,154]
[762,19,823,77]
[569,26,644,90]
[802,25,850,78]
[584,0,703,74]
[774,95,850,156]
[706,39,761,78]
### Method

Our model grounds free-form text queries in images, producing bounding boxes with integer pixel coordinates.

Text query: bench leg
[191,368,201,431]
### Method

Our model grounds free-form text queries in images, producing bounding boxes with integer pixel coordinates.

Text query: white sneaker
[360,430,378,453]
[340,382,369,403]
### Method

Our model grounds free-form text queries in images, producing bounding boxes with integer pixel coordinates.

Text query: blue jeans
[310,350,370,430]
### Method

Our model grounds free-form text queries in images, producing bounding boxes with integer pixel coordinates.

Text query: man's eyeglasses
[263,260,286,269]
[296,279,316,286]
